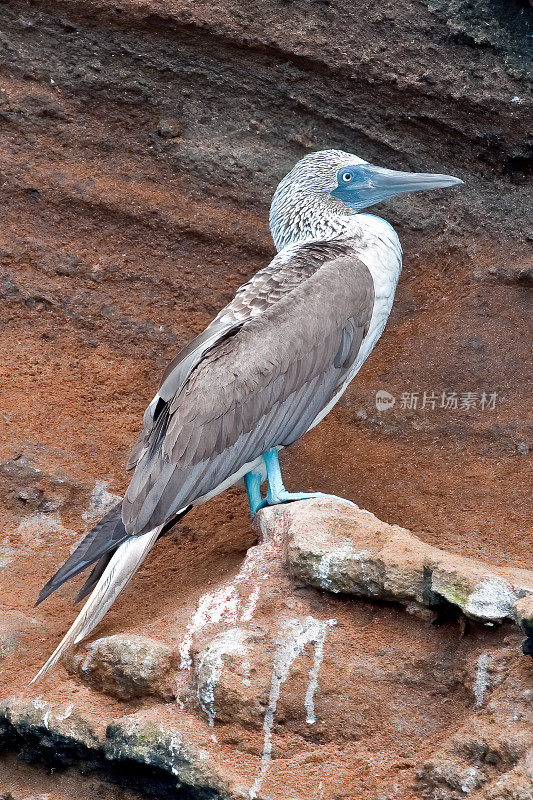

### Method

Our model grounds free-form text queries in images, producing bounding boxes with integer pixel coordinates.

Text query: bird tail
[31,526,162,683]
[36,502,128,606]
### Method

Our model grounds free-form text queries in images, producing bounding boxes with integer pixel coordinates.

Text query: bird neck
[269,190,356,252]
[269,189,403,292]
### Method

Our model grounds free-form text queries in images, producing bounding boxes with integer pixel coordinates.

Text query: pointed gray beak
[331,163,463,211]
[364,165,464,195]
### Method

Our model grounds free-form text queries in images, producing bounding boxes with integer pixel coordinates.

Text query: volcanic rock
[0,0,531,797]
[281,500,533,624]
[416,647,533,799]
[64,634,177,701]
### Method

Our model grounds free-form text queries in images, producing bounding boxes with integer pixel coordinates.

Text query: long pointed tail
[31,526,162,683]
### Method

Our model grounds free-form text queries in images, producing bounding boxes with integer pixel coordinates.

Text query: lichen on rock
[278,499,533,626]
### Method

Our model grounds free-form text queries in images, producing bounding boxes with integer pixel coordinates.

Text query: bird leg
[262,449,356,508]
[244,470,268,515]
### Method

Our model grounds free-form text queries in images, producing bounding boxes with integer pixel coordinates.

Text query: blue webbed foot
[261,450,355,509]
[266,489,356,508]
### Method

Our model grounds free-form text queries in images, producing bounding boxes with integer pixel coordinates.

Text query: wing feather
[123,253,374,534]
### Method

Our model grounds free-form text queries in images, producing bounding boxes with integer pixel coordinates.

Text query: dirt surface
[0,0,532,797]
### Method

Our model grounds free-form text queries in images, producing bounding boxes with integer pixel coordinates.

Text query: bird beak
[363,165,464,195]
[331,164,463,210]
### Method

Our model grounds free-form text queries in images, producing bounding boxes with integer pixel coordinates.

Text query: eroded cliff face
[1,499,532,800]
[0,0,531,798]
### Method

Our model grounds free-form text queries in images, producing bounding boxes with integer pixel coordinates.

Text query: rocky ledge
[1,500,532,800]
[281,500,533,634]
[0,0,531,796]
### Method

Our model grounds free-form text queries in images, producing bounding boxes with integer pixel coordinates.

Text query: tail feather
[73,505,193,605]
[73,551,114,605]
[36,504,192,607]
[31,526,161,683]
[36,502,128,606]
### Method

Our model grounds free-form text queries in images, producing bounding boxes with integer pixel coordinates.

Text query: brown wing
[122,250,374,535]
[125,251,322,472]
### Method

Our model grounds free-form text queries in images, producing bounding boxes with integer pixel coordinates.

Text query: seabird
[32,150,462,681]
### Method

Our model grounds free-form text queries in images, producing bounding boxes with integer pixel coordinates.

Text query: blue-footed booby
[33,150,462,680]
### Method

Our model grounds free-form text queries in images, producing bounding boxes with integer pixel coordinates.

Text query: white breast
[190,214,402,505]
[307,213,402,432]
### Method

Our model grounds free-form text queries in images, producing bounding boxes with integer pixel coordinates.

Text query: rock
[156,119,183,139]
[103,716,237,798]
[0,699,239,799]
[0,457,78,516]
[514,595,533,657]
[277,499,533,626]
[192,627,272,728]
[0,0,531,797]
[0,458,44,515]
[2,497,532,799]
[416,647,533,799]
[514,595,533,637]
[64,635,177,701]
[82,482,122,524]
[0,457,42,484]
[0,696,101,758]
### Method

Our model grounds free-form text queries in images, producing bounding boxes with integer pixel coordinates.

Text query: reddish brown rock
[1,500,532,798]
[191,627,273,728]
[280,499,533,623]
[63,634,177,701]
[0,612,38,662]
[22,500,526,800]
[514,595,533,657]
[417,647,533,799]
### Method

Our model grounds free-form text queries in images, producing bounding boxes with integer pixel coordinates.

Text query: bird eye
[341,171,353,183]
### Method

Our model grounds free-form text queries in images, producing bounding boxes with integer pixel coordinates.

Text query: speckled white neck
[269,189,354,252]
[270,192,403,298]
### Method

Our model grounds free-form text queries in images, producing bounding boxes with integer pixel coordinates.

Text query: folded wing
[37,241,374,602]
[123,248,374,535]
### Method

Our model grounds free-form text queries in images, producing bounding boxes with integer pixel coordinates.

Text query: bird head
[270,149,463,251]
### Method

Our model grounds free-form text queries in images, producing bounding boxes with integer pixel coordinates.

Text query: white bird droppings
[460,765,480,795]
[317,553,334,590]
[472,651,491,708]
[82,481,122,523]
[179,522,284,669]
[249,616,336,798]
[56,704,74,721]
[305,619,336,724]
[18,513,68,544]
[465,578,517,622]
[196,629,248,726]
[179,584,240,669]
[241,585,261,622]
